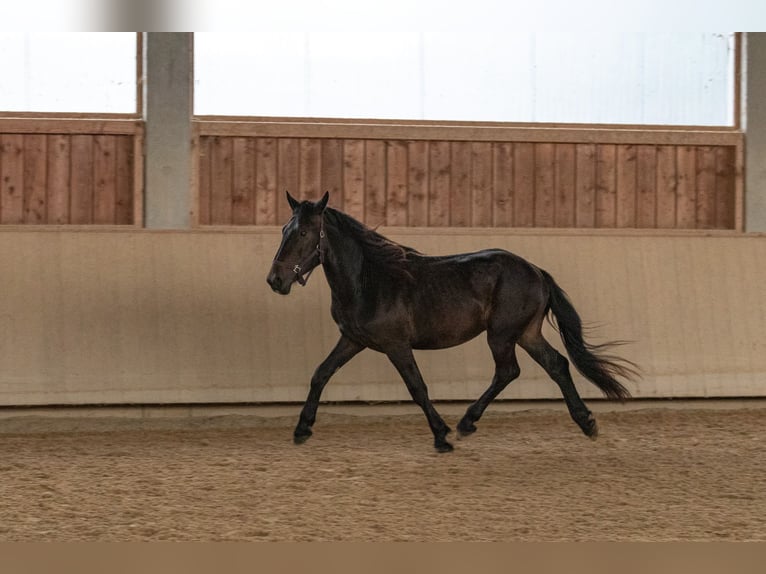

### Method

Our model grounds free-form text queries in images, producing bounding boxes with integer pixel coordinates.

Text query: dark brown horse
[267,192,637,452]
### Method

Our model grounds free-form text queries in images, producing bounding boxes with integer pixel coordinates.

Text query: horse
[267,191,638,452]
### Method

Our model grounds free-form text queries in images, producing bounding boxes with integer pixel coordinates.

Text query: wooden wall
[196,134,740,230]
[0,119,142,225]
[1,228,765,406]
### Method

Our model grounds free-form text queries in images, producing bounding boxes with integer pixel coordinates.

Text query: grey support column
[745,33,766,232]
[143,32,193,228]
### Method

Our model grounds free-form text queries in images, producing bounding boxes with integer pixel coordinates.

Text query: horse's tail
[540,269,637,400]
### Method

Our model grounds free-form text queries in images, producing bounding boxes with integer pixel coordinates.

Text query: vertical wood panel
[277,138,299,223]
[364,140,386,227]
[428,141,451,226]
[656,145,678,228]
[115,135,134,225]
[210,136,234,225]
[407,141,429,226]
[342,140,365,221]
[197,136,212,225]
[298,138,322,201]
[715,146,736,229]
[93,135,117,224]
[513,143,535,227]
[47,135,71,224]
[255,138,278,225]
[1,134,25,223]
[636,145,657,228]
[450,141,472,226]
[471,142,493,226]
[676,146,697,228]
[595,144,617,227]
[321,139,344,207]
[492,143,514,226]
[386,140,408,226]
[69,135,94,224]
[232,137,256,225]
[534,143,555,227]
[695,146,717,229]
[554,143,576,227]
[575,144,596,227]
[23,134,48,224]
[616,144,637,228]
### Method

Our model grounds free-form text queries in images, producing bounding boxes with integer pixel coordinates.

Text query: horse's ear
[316,191,329,212]
[286,191,300,211]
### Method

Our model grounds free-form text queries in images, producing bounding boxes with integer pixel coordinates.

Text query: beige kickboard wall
[0,228,764,405]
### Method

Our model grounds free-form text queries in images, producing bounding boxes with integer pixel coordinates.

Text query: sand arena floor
[0,402,764,541]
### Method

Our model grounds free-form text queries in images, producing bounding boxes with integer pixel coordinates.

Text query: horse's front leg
[294,335,365,444]
[386,347,453,453]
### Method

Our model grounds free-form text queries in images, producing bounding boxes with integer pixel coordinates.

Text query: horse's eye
[300,230,307,237]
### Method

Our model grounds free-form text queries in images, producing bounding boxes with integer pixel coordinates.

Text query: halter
[271,221,326,286]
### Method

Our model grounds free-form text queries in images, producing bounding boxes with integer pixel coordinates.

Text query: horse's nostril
[267,274,282,291]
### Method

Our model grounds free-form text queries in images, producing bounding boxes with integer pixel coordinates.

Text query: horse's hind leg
[387,347,453,453]
[519,328,598,439]
[457,336,521,438]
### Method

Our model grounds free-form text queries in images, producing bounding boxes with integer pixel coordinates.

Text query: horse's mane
[324,208,419,281]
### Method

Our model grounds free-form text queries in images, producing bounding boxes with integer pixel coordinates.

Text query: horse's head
[266,191,329,295]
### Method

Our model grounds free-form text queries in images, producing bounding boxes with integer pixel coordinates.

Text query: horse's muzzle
[266,269,292,295]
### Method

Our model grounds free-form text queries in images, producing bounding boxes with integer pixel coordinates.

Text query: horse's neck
[321,226,365,299]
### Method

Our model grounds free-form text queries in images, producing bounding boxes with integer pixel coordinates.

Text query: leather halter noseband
[271,222,326,286]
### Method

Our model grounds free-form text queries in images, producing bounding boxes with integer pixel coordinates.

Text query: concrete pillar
[745,33,766,232]
[143,32,193,228]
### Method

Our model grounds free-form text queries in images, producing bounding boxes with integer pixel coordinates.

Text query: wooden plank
[595,144,617,228]
[69,135,94,224]
[471,142,493,227]
[197,136,212,225]
[0,118,141,135]
[534,143,555,227]
[656,145,678,228]
[196,119,743,147]
[255,138,278,225]
[1,134,25,223]
[115,135,134,225]
[695,146,717,229]
[513,143,535,227]
[428,141,451,226]
[492,143,514,227]
[298,138,322,201]
[449,141,472,226]
[277,138,300,222]
[616,144,637,228]
[131,128,144,227]
[46,135,70,224]
[342,140,365,221]
[676,146,697,228]
[636,145,657,228]
[364,140,386,227]
[321,139,344,207]
[22,134,48,224]
[715,146,736,229]
[554,143,576,227]
[407,141,429,226]
[386,140,408,226]
[231,137,256,225]
[575,144,596,227]
[210,136,234,225]
[93,135,117,224]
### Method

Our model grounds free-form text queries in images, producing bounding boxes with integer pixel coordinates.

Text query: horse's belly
[410,305,488,350]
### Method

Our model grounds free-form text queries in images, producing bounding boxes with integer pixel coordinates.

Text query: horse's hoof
[584,417,599,441]
[293,430,312,445]
[435,441,454,453]
[456,422,477,439]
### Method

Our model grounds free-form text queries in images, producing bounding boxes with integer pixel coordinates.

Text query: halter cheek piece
[272,225,326,287]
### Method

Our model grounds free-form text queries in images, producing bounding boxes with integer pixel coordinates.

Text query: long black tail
[540,269,638,400]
